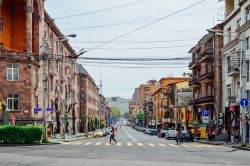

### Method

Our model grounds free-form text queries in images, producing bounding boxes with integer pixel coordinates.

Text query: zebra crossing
[62,141,222,149]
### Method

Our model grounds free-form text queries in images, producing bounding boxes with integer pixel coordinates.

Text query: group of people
[225,128,240,144]
[206,128,215,142]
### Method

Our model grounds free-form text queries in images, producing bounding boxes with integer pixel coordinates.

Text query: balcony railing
[228,63,240,76]
[189,59,200,69]
[189,96,214,105]
[189,79,200,86]
[198,48,213,62]
[199,72,214,83]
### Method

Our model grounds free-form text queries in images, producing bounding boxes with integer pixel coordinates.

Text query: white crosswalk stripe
[84,142,92,145]
[72,142,82,145]
[168,144,178,147]
[127,143,133,146]
[105,142,111,146]
[190,144,202,148]
[137,143,144,147]
[117,143,122,146]
[148,143,155,147]
[95,142,102,146]
[182,144,191,147]
[158,143,166,147]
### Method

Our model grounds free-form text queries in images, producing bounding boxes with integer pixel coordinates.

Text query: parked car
[103,128,110,135]
[158,130,169,138]
[149,129,158,135]
[165,130,176,140]
[182,130,191,142]
[144,128,151,134]
[141,127,146,132]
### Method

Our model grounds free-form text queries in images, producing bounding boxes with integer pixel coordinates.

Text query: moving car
[165,130,176,140]
[158,130,169,138]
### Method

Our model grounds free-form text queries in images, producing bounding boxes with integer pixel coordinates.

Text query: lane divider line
[124,127,138,142]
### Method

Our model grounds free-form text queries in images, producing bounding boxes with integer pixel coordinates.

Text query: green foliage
[136,111,144,121]
[0,125,43,144]
[111,107,121,117]
[81,114,89,121]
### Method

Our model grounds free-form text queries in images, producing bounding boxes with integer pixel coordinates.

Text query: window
[34,95,38,108]
[246,5,250,22]
[246,37,249,50]
[227,27,231,42]
[227,56,231,73]
[236,18,241,29]
[227,84,231,98]
[7,94,19,111]
[247,60,250,82]
[0,17,3,32]
[7,64,19,81]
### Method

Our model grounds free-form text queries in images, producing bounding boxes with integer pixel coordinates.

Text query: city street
[0,126,250,166]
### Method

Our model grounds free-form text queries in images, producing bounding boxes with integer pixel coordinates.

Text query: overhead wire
[54,0,152,20]
[81,0,207,53]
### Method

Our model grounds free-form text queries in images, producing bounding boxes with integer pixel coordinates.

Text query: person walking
[226,128,231,144]
[109,126,117,144]
[179,130,183,145]
[175,129,180,145]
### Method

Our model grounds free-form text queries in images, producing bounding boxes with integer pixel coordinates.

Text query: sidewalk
[48,133,94,143]
[195,139,241,147]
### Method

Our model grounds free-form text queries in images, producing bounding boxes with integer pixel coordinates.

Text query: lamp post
[41,34,76,143]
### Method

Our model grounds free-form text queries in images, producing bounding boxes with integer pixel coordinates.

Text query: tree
[111,107,121,117]
[136,111,144,122]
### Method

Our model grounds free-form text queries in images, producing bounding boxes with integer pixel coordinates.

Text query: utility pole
[175,88,178,129]
[240,32,247,147]
[42,38,48,143]
[85,81,89,136]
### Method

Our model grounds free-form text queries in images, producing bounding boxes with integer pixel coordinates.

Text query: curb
[232,146,250,151]
[194,141,224,145]
[62,136,94,142]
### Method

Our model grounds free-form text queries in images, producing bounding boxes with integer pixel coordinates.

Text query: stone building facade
[189,23,223,130]
[0,0,81,137]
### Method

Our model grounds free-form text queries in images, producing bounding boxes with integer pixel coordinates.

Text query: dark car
[149,129,158,135]
[181,130,191,142]
[144,128,151,134]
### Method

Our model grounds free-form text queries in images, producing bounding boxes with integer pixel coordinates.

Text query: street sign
[202,117,209,124]
[46,108,54,112]
[202,110,209,117]
[34,108,42,112]
[240,98,249,107]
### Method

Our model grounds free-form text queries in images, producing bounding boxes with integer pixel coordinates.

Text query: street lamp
[41,34,76,143]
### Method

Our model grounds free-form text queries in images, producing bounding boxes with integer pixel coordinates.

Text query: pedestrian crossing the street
[62,141,224,149]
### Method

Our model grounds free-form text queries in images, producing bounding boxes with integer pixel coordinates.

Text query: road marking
[72,141,82,145]
[159,143,166,147]
[137,143,144,147]
[202,144,214,148]
[148,143,155,147]
[124,127,138,142]
[182,144,191,147]
[84,142,92,145]
[190,144,202,148]
[117,143,122,146]
[105,142,111,146]
[62,142,71,145]
[95,142,102,146]
[169,144,178,147]
[127,143,133,146]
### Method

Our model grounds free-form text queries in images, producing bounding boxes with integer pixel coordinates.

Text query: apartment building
[222,0,250,134]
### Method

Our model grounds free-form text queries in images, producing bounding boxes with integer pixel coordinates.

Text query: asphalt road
[1,126,250,166]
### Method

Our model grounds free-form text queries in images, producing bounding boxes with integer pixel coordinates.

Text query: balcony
[49,67,58,76]
[198,48,213,62]
[60,75,67,82]
[199,72,214,83]
[190,96,214,105]
[189,59,200,70]
[228,65,240,77]
[189,79,200,87]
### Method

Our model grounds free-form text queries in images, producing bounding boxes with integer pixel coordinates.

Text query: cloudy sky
[45,0,224,99]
